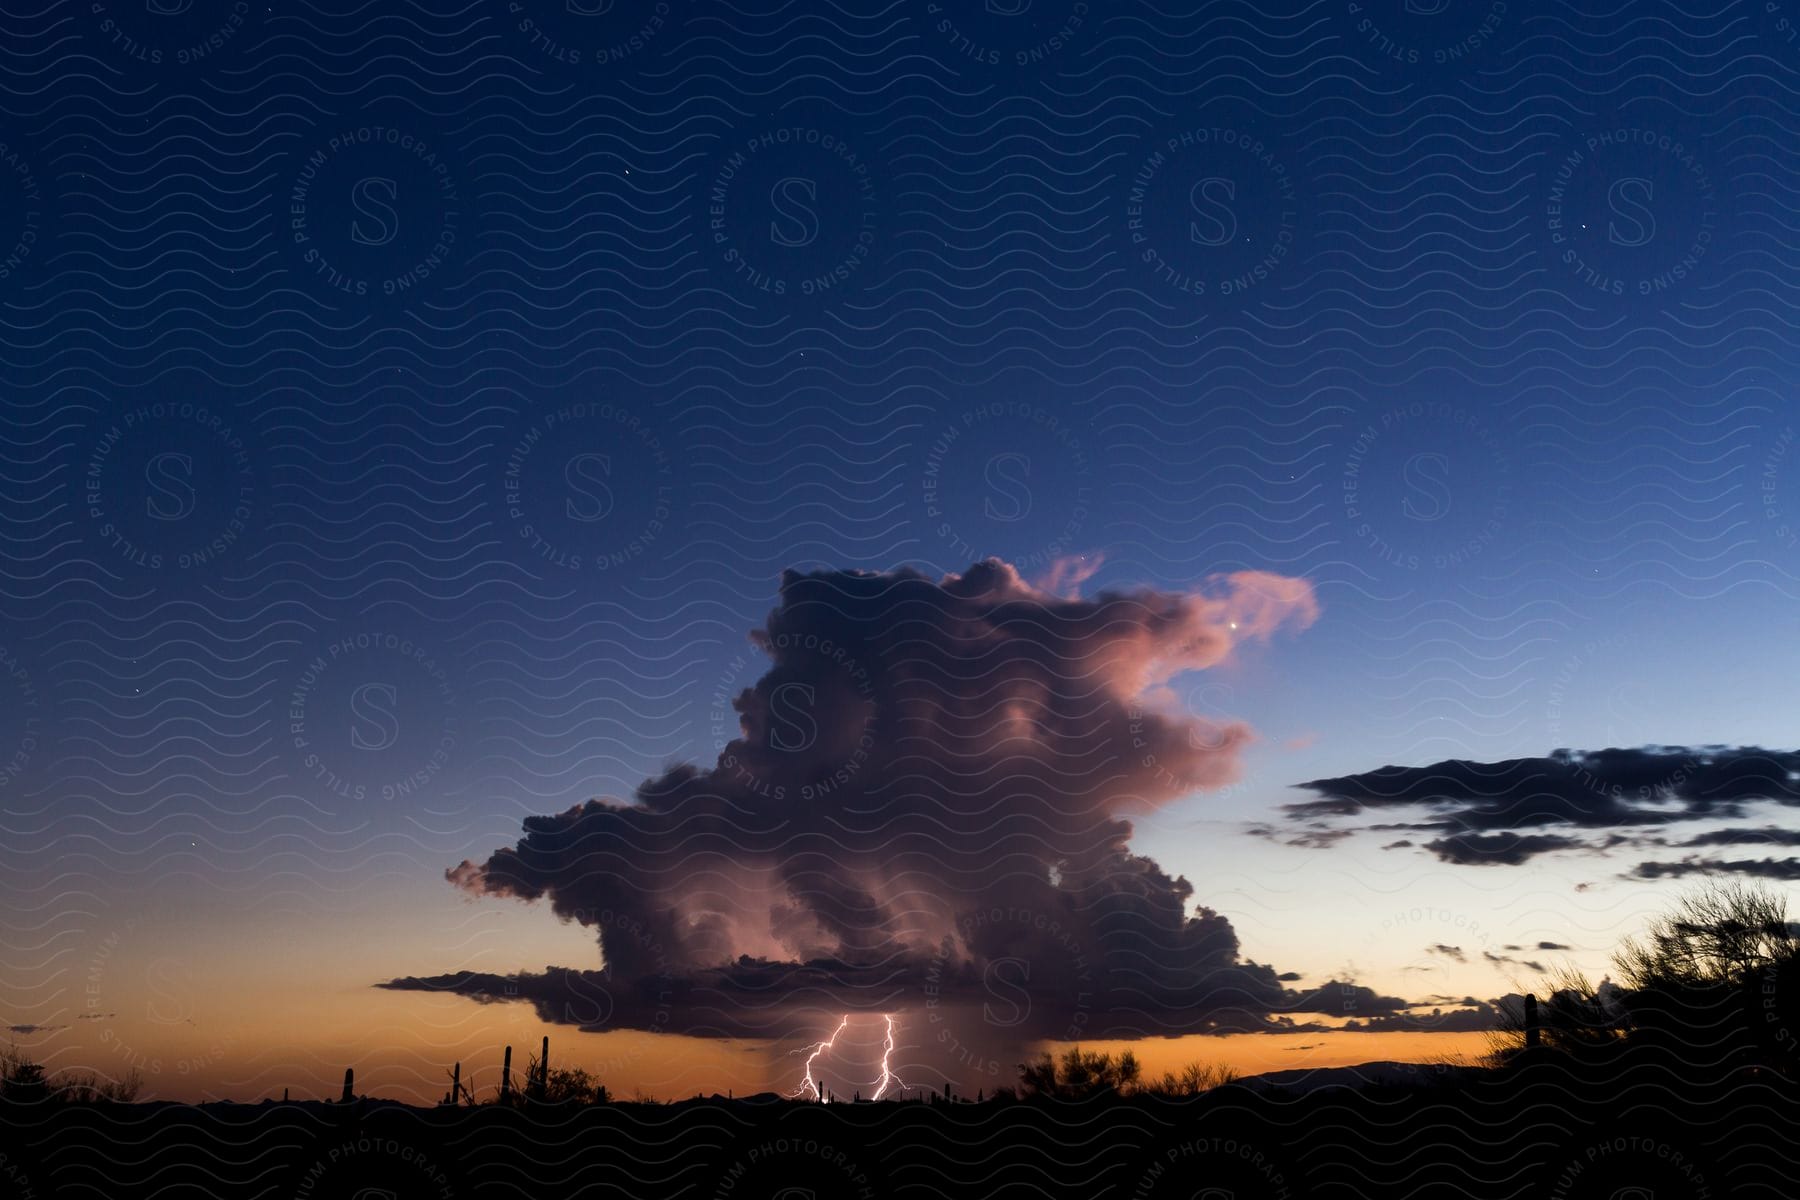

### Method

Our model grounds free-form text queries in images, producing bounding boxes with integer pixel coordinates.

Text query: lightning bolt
[790,1014,849,1101]
[870,1013,912,1100]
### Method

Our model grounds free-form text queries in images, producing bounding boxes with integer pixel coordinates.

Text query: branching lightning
[790,1014,848,1101]
[870,1013,912,1100]
[790,1014,912,1101]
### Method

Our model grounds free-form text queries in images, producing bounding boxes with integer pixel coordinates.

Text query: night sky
[3,0,1800,1104]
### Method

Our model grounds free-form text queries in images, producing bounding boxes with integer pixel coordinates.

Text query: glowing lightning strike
[870,1013,912,1100]
[790,1014,849,1101]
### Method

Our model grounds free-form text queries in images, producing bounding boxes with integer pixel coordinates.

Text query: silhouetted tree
[1488,880,1800,1077]
[0,1047,48,1106]
[1614,878,1799,1071]
[1,1046,140,1105]
[1017,1047,1141,1099]
[1138,1060,1240,1096]
[1617,879,1795,988]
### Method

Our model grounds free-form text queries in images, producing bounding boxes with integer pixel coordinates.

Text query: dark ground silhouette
[8,881,1799,1198]
[1,1059,1792,1199]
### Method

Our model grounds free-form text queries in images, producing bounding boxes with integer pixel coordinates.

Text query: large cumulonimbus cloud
[382,559,1436,1070]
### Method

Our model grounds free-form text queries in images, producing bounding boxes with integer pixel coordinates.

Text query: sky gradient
[3,0,1799,1103]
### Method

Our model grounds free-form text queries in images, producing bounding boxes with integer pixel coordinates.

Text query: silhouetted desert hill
[1229,1059,1490,1096]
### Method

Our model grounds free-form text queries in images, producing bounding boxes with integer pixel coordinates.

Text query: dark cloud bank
[383,559,1502,1072]
[1286,746,1800,877]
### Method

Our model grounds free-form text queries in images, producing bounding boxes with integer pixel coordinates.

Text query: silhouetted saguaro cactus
[532,1036,548,1101]
[340,1068,354,1103]
[500,1045,513,1103]
[442,1062,465,1106]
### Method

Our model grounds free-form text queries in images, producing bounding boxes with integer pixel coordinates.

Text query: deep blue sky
[3,0,1799,1100]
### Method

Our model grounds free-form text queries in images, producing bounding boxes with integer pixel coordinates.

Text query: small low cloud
[1335,995,1510,1034]
[1251,825,1354,849]
[1631,857,1800,882]
[1284,747,1800,870]
[1482,950,1546,974]
[1675,827,1800,848]
[1424,831,1588,867]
